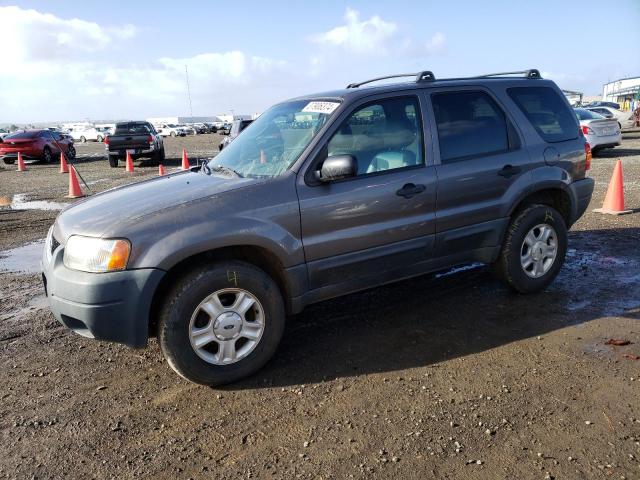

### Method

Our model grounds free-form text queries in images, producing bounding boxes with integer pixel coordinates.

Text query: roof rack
[346,69,541,89]
[478,69,542,79]
[346,71,435,89]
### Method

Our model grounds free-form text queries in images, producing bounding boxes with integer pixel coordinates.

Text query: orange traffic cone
[59,152,69,174]
[158,164,165,176]
[17,152,26,171]
[125,151,134,173]
[66,166,85,198]
[594,159,631,215]
[181,149,190,170]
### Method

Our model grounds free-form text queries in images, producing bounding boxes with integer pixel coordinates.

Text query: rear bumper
[42,244,165,348]
[107,145,157,158]
[586,132,622,150]
[568,177,595,226]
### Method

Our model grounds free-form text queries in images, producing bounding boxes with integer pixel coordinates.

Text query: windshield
[574,108,604,120]
[207,99,339,178]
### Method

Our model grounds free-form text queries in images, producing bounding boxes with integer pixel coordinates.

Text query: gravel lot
[1,131,639,479]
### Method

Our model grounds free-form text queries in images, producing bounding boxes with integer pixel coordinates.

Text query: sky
[0,0,639,123]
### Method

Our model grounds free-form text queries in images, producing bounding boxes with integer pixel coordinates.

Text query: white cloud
[0,6,136,64]
[311,8,397,54]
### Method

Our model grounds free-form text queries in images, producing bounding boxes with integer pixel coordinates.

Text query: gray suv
[42,69,594,385]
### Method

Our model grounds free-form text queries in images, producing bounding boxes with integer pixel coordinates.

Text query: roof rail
[345,69,540,89]
[346,71,436,89]
[478,69,542,79]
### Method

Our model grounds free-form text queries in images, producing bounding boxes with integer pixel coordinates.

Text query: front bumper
[41,241,164,348]
[568,177,595,226]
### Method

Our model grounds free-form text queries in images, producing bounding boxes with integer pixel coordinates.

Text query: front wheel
[159,262,285,386]
[67,145,76,160]
[80,136,86,143]
[42,146,52,164]
[96,135,103,143]
[493,204,567,293]
[108,156,119,168]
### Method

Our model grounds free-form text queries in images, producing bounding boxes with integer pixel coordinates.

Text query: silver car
[574,108,621,152]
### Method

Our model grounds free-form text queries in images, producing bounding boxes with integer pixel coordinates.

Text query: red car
[0,129,76,165]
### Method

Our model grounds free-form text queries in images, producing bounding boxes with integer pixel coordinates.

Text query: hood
[56,170,254,239]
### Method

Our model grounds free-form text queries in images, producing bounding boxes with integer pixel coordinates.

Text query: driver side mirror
[315,154,357,182]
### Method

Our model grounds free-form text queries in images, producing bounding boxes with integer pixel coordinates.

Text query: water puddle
[9,194,66,211]
[0,240,45,274]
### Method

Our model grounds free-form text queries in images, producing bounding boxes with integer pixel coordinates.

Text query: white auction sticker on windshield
[302,101,340,114]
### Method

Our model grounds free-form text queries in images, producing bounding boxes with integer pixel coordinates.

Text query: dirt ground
[1,131,639,480]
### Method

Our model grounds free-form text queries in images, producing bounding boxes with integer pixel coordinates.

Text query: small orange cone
[17,152,27,171]
[594,159,631,215]
[158,164,165,176]
[125,151,134,173]
[181,149,190,170]
[66,166,85,198]
[59,152,69,174]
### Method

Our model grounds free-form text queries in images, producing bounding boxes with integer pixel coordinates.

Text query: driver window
[327,96,423,175]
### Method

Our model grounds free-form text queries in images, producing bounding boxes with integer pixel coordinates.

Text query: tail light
[104,136,110,145]
[581,125,594,135]
[584,142,592,171]
[147,135,153,144]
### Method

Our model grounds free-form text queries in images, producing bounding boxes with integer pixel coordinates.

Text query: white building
[602,77,640,110]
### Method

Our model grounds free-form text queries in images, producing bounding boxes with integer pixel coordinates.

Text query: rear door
[296,93,437,291]
[425,87,531,258]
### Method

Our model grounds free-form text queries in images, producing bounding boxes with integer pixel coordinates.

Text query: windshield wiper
[210,164,243,178]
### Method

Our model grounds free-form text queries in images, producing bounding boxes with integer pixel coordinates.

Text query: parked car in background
[585,101,620,110]
[0,129,75,164]
[574,108,621,152]
[179,124,196,136]
[0,128,10,139]
[70,126,104,143]
[156,124,186,137]
[204,123,217,133]
[584,106,634,130]
[190,123,208,134]
[213,121,231,134]
[42,68,595,386]
[104,121,164,167]
[218,119,253,150]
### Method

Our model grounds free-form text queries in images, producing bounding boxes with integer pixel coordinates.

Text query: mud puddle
[0,240,45,274]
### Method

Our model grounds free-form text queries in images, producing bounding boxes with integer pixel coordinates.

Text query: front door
[296,94,437,291]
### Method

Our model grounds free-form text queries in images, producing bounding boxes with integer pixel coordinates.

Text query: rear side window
[432,91,509,163]
[508,87,577,143]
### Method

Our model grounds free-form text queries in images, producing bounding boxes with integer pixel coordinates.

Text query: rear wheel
[493,204,567,293]
[108,156,119,168]
[67,145,76,160]
[96,135,103,143]
[170,131,176,137]
[42,146,52,164]
[80,136,86,143]
[153,148,165,164]
[159,261,285,386]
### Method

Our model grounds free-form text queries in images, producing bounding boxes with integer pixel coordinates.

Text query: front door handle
[396,183,425,199]
[498,165,521,178]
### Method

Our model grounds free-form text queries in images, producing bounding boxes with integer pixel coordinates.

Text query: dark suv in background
[43,69,594,385]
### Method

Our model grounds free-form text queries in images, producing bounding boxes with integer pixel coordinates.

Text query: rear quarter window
[508,86,578,143]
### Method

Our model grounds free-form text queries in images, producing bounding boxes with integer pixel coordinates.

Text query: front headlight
[63,235,131,273]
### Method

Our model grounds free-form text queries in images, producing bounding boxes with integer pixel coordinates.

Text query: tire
[80,136,86,143]
[170,131,176,137]
[108,156,119,168]
[96,135,103,143]
[67,145,76,160]
[42,146,52,164]
[153,148,165,164]
[493,204,567,294]
[159,261,285,386]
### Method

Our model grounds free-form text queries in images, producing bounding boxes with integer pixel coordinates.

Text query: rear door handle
[498,165,521,178]
[396,183,425,199]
